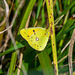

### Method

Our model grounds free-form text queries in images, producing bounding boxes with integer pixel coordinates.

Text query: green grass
[0,0,75,75]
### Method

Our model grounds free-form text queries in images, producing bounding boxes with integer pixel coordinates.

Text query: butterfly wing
[28,29,50,51]
[20,27,47,41]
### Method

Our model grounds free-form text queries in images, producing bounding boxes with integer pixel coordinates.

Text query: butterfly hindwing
[28,29,50,51]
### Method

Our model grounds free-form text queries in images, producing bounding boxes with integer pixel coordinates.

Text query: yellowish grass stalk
[46,0,58,75]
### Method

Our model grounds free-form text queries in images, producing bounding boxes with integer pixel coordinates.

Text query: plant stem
[46,0,58,75]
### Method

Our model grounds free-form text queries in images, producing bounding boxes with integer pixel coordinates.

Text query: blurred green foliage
[0,0,75,75]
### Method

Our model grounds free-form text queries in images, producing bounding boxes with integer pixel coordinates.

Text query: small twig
[55,25,63,28]
[59,64,75,75]
[58,55,68,64]
[16,64,25,75]
[34,20,37,27]
[43,0,46,7]
[68,29,75,75]
[59,61,75,69]
[25,11,32,28]
[0,34,9,52]
[17,53,23,75]
[61,40,70,53]
[0,26,11,34]
[54,15,64,26]
[52,54,68,64]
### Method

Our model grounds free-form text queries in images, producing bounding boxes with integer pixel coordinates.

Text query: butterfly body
[20,27,50,51]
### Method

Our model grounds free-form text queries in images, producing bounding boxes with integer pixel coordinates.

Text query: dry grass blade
[68,29,75,75]
[54,15,64,26]
[61,40,70,53]
[58,55,68,64]
[25,11,32,28]
[3,0,25,74]
[59,61,75,75]
[0,7,4,12]
[17,53,23,75]
[0,0,25,34]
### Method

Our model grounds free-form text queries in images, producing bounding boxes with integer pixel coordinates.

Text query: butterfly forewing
[20,27,46,41]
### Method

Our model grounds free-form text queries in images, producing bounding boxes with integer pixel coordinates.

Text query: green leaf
[38,50,55,75]
[56,19,75,41]
[36,0,43,19]
[0,41,26,57]
[18,0,36,33]
[60,1,75,16]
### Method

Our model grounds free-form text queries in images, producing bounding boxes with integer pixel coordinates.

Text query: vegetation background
[0,0,75,75]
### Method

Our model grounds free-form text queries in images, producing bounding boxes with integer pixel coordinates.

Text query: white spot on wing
[36,37,39,41]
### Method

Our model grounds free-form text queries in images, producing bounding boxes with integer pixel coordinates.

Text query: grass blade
[38,50,55,75]
[46,0,58,75]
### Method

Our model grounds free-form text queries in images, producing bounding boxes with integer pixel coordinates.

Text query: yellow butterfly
[20,27,50,51]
